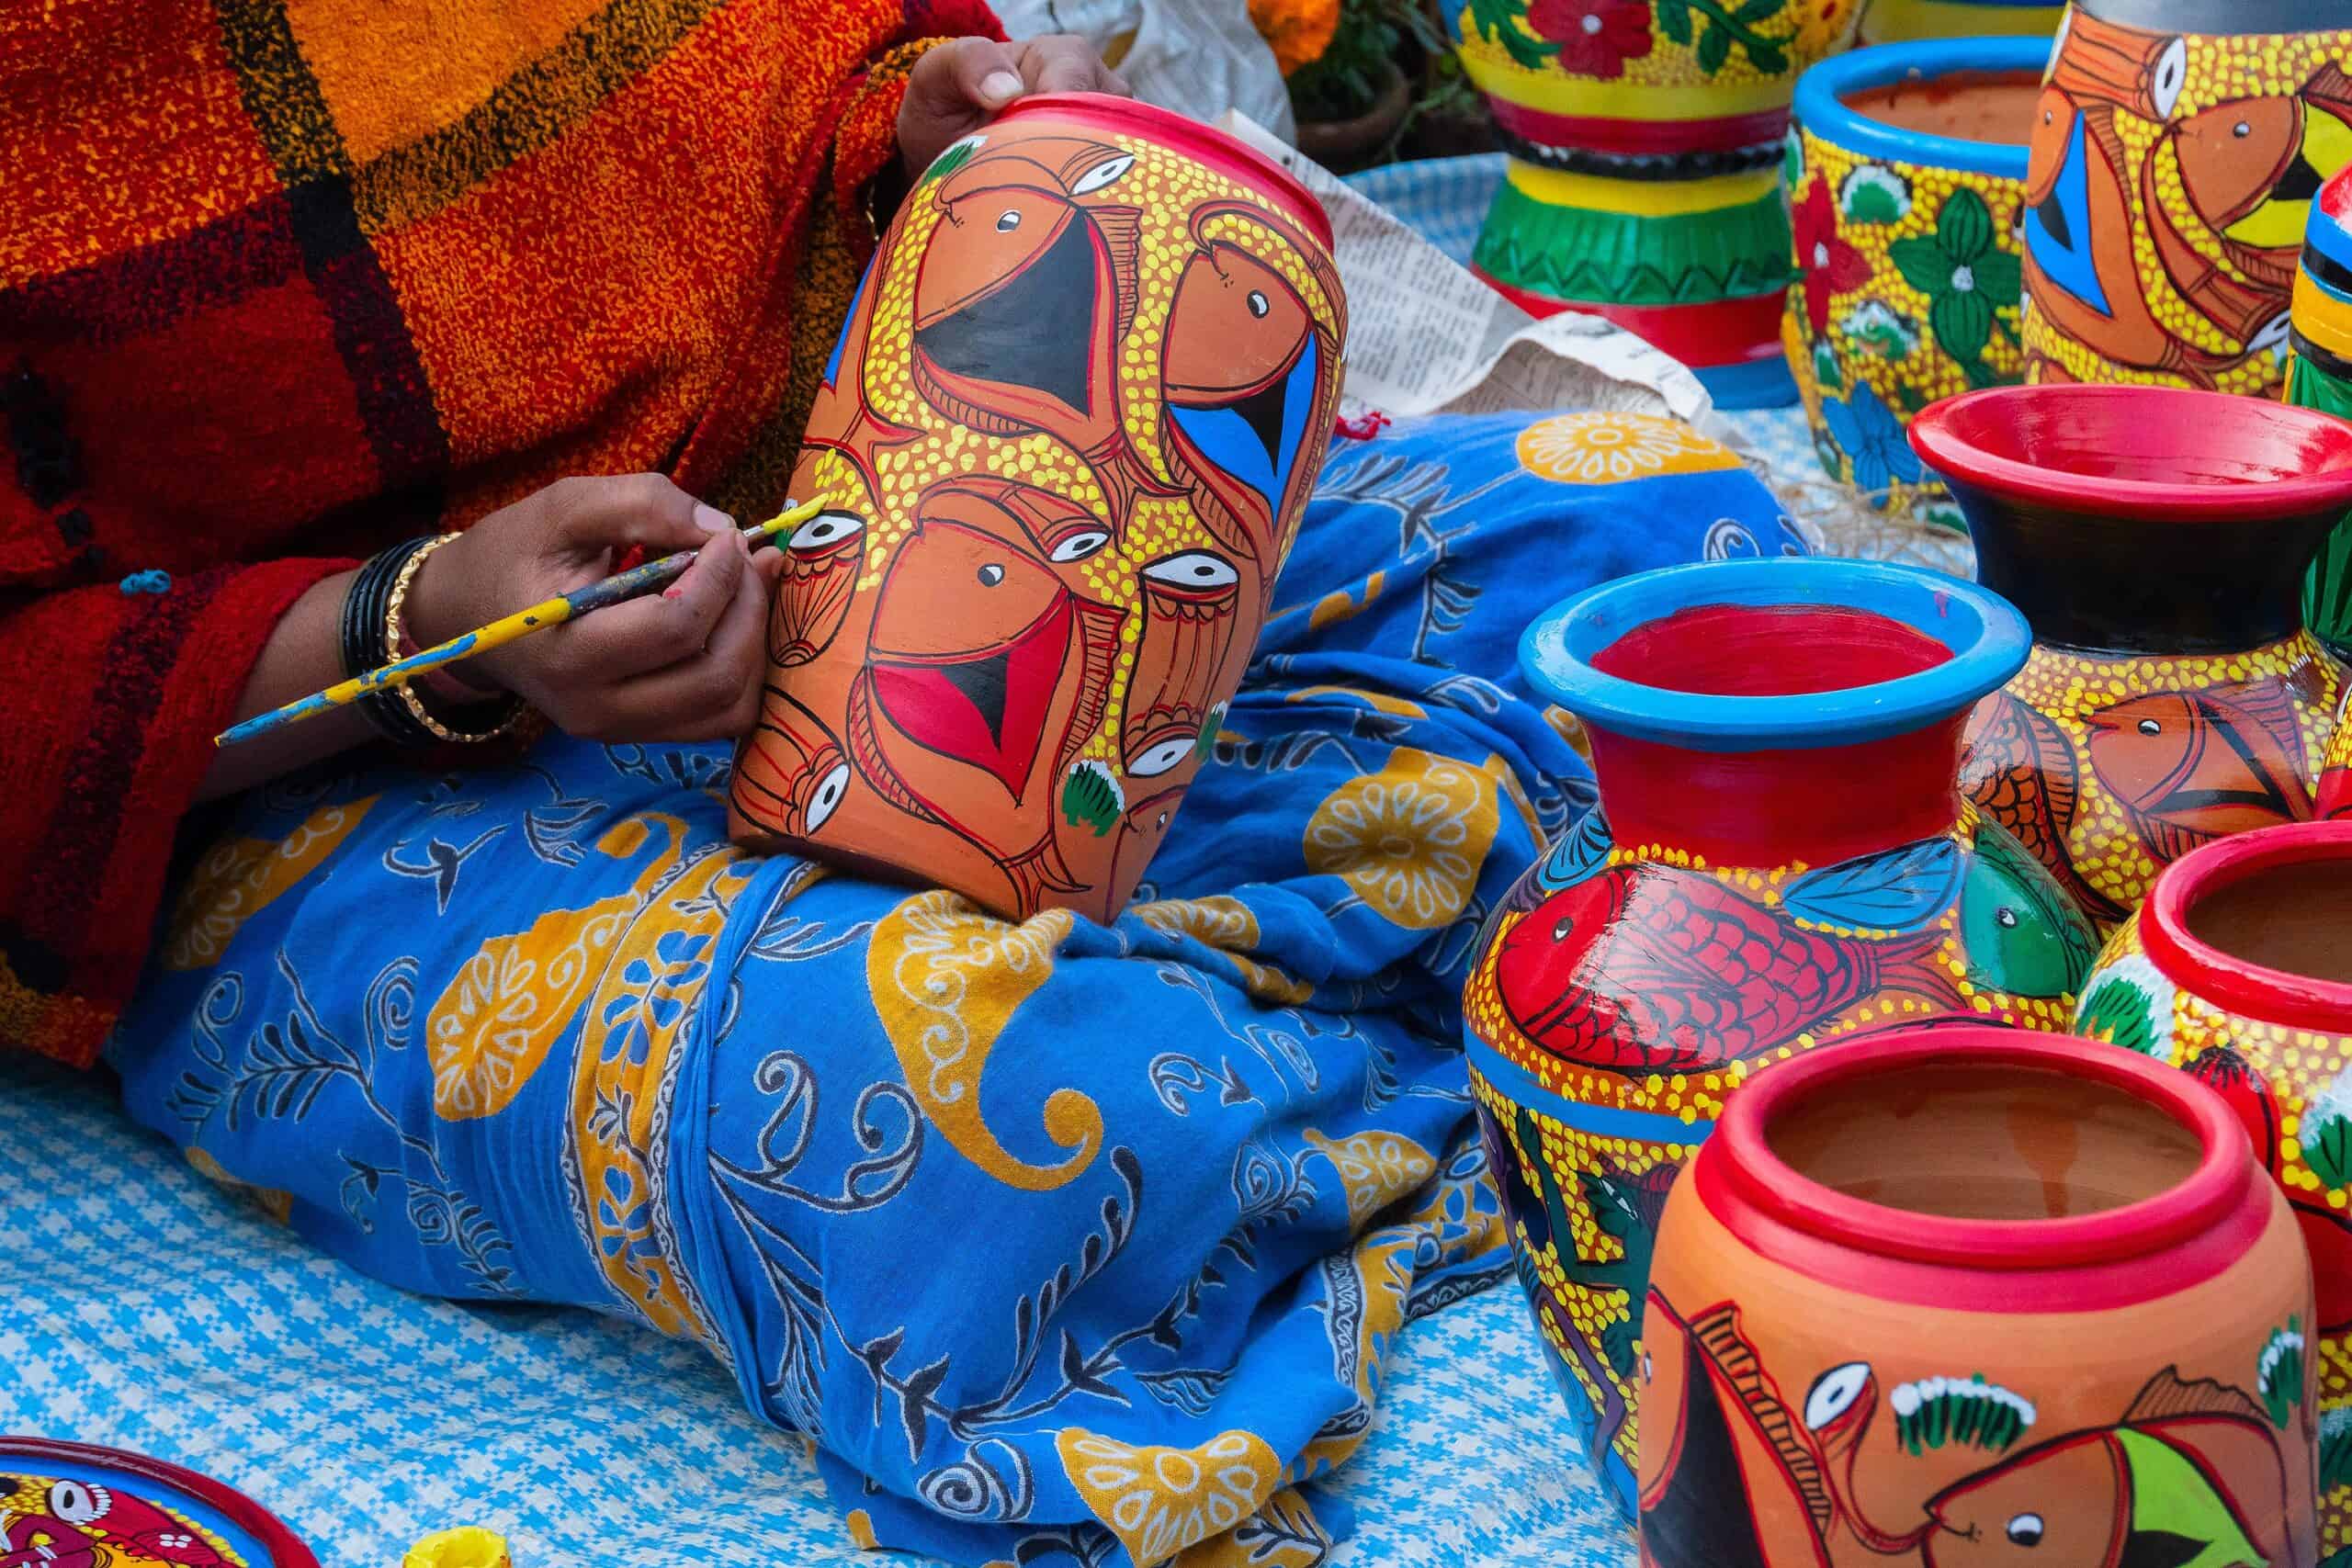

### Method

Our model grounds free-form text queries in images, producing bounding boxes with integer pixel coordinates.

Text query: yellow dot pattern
[1453,0,1862,96]
[1990,637,2341,913]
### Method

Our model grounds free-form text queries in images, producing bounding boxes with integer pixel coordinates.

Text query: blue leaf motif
[1536,807,1613,892]
[1781,837,1962,932]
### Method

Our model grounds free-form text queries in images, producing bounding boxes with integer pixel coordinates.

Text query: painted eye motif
[2138,718,2161,736]
[1804,1362,1873,1432]
[2151,36,2186,118]
[788,509,864,551]
[2006,1514,2045,1547]
[1246,290,1270,319]
[1048,528,1111,562]
[1144,551,1239,592]
[995,209,1022,232]
[48,1481,107,1525]
[806,762,850,831]
[1070,153,1136,194]
[1640,1352,1654,1384]
[1128,737,1196,777]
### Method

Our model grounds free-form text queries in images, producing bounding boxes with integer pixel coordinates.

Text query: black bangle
[342,536,439,747]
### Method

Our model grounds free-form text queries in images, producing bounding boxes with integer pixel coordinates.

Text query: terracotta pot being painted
[2290,164,2352,664]
[1463,556,2095,1522]
[1784,38,2044,529]
[2021,0,2352,396]
[1639,1026,2318,1568]
[1453,0,1865,409]
[1912,384,2352,932]
[1856,0,2061,46]
[0,1437,322,1566]
[2074,820,2352,1546]
[727,94,1347,923]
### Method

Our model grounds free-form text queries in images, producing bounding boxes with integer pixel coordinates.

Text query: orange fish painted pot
[725,96,1346,921]
[1913,384,2352,930]
[1639,1024,2319,1568]
[2074,820,2352,1547]
[2020,0,2352,396]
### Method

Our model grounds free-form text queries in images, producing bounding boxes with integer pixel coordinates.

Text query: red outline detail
[2139,819,2352,1035]
[1470,268,1787,367]
[1487,99,1790,157]
[0,1437,321,1567]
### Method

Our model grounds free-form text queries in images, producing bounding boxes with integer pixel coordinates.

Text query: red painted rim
[2140,820,2352,1036]
[1699,1027,2261,1307]
[1487,98,1790,156]
[1909,384,2352,521]
[996,93,1333,252]
[0,1437,321,1567]
[1469,268,1786,366]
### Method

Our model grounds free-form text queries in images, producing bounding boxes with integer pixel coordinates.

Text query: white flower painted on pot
[1841,299,1921,361]
[2301,1060,2352,1190]
[2073,951,2177,1061]
[1839,164,1912,224]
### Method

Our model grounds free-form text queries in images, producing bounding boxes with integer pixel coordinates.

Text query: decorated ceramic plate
[0,1438,319,1567]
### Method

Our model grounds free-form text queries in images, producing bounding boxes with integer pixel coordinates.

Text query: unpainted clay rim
[1792,35,2048,180]
[993,93,1335,252]
[2140,819,2352,1036]
[0,1435,322,1567]
[1909,384,2352,521]
[1705,1025,2253,1271]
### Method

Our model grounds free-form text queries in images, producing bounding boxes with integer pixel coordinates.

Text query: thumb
[918,35,1027,118]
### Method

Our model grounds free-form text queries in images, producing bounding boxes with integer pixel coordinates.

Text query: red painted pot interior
[1909,384,2352,521]
[1706,1026,2256,1280]
[1590,604,1952,696]
[998,93,1332,251]
[2143,821,2352,1035]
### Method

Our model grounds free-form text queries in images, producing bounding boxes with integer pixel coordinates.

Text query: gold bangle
[386,534,525,745]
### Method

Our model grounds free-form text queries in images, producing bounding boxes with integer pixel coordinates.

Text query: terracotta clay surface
[1839,70,2041,141]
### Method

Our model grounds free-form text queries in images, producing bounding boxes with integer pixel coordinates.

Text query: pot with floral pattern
[2021,0,2352,397]
[2290,164,2352,665]
[1464,556,2096,1522]
[1785,38,2043,528]
[1914,383,2352,932]
[1856,0,2062,46]
[2073,819,2352,1545]
[1640,1025,2318,1568]
[1453,0,1864,408]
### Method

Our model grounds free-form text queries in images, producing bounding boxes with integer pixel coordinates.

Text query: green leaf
[1696,19,1732,74]
[2076,976,2160,1058]
[1933,288,1995,361]
[1740,0,1787,23]
[1657,0,1694,47]
[1746,39,1787,74]
[1960,355,2005,390]
[1972,247,2023,306]
[1937,187,1996,261]
[1890,234,1952,299]
[2309,1112,2352,1190]
[1894,382,1929,412]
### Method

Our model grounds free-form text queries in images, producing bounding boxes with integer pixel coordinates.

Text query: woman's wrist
[402,531,509,700]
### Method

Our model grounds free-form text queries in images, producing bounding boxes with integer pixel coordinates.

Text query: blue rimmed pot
[1462,556,2094,1523]
[1785,36,2044,529]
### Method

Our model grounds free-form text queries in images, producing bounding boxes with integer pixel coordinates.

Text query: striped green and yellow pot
[2289,164,2352,663]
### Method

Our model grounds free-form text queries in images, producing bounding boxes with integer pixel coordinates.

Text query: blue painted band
[1466,1041,1718,1149]
[1792,37,2051,180]
[2306,208,2352,288]
[1517,556,2031,751]
[1695,354,1799,411]
[2302,254,2352,314]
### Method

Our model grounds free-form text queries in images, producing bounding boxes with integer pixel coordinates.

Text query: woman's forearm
[196,568,379,800]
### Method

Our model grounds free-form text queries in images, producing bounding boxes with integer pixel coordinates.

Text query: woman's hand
[408,474,783,744]
[898,35,1131,175]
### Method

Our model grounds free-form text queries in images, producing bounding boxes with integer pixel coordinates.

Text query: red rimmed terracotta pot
[0,1436,322,1565]
[2074,819,2352,1544]
[1640,1025,2317,1567]
[1913,383,2352,931]
[727,94,1347,924]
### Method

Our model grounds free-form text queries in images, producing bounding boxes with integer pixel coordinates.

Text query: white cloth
[993,0,1299,143]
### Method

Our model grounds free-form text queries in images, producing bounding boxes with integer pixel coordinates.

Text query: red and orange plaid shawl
[0,0,999,1067]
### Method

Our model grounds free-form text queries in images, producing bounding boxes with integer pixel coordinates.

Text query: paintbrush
[215,496,824,749]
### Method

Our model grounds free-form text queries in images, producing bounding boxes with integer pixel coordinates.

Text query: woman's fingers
[1022,35,1120,96]
[592,538,774,739]
[547,472,723,558]
[557,526,745,684]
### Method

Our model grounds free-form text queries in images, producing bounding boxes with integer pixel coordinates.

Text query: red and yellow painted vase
[1453,0,1862,408]
[1464,557,2095,1521]
[2325,704,2351,819]
[0,1438,322,1566]
[2290,164,2352,664]
[726,95,1347,923]
[2021,0,2352,396]
[1913,384,2352,931]
[2074,820,2352,1549]
[1641,1025,2318,1568]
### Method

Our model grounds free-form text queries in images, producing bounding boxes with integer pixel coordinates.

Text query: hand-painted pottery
[1784,39,2043,529]
[2290,164,2352,664]
[726,95,1347,923]
[1464,557,2096,1521]
[1913,384,2352,931]
[0,1437,322,1566]
[2021,0,2352,396]
[2326,705,2352,819]
[1856,0,2062,47]
[1453,0,1864,409]
[2072,820,2352,1546]
[1640,1025,2318,1568]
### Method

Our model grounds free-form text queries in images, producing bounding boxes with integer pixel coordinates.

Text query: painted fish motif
[1962,691,2127,925]
[0,1473,232,1567]
[1493,866,1948,1076]
[1919,1371,2297,1568]
[2085,685,2312,863]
